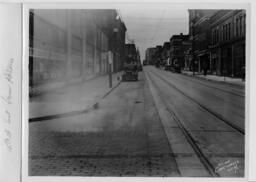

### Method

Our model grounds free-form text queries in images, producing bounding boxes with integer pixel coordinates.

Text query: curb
[29,80,122,123]
[182,72,245,88]
[145,71,212,177]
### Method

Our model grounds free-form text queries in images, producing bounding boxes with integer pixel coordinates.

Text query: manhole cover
[134,101,142,104]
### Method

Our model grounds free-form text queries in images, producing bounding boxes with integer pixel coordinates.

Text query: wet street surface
[29,66,245,177]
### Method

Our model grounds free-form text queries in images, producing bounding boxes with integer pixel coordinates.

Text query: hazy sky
[119,8,189,60]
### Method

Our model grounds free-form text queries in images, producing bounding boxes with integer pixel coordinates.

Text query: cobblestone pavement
[29,73,180,176]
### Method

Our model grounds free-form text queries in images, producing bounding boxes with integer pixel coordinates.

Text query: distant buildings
[29,9,127,87]
[161,42,170,61]
[169,33,191,69]
[155,45,163,61]
[145,47,156,65]
[145,9,246,78]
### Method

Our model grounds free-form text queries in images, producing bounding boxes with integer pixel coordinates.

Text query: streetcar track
[151,70,245,135]
[146,72,219,177]
[143,75,181,176]
[156,68,244,97]
[181,74,245,97]
[153,69,245,112]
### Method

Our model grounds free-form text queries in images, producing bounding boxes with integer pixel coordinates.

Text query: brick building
[169,33,191,69]
[188,10,218,72]
[161,42,170,61]
[155,45,163,59]
[112,17,127,72]
[209,10,246,77]
[145,47,156,65]
[29,9,126,87]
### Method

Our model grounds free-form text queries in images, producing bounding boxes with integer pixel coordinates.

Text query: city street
[29,66,245,177]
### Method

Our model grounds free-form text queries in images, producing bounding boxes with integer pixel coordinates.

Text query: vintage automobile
[165,58,181,73]
[122,56,138,81]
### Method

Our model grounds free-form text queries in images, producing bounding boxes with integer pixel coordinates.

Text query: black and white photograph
[3,1,256,182]
[26,6,247,178]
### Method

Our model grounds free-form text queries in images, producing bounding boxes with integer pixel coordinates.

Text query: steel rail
[147,72,219,177]
[152,70,245,135]
[156,68,244,98]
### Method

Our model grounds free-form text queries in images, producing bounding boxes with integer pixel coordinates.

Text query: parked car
[122,56,138,81]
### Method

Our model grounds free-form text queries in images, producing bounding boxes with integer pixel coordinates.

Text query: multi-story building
[161,42,170,61]
[188,10,218,72]
[29,9,126,87]
[155,45,163,60]
[183,40,192,70]
[136,48,141,63]
[209,10,246,77]
[169,33,191,69]
[112,18,127,72]
[145,47,156,65]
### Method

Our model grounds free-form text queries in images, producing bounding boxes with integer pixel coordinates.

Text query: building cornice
[211,11,234,27]
[194,16,210,26]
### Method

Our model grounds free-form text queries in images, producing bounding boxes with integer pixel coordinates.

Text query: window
[226,24,228,40]
[223,25,225,41]
[228,23,231,40]
[225,24,228,40]
[236,18,239,36]
[216,28,219,42]
[212,30,214,44]
[214,29,216,44]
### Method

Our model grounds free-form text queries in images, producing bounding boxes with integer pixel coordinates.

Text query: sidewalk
[29,72,123,119]
[181,70,245,87]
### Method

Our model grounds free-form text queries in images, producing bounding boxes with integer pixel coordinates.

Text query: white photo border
[21,1,252,182]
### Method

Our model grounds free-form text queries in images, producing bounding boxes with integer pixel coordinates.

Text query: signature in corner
[4,130,12,152]
[1,58,14,153]
[4,110,11,123]
[1,84,12,104]
[4,58,14,84]
[215,160,240,174]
